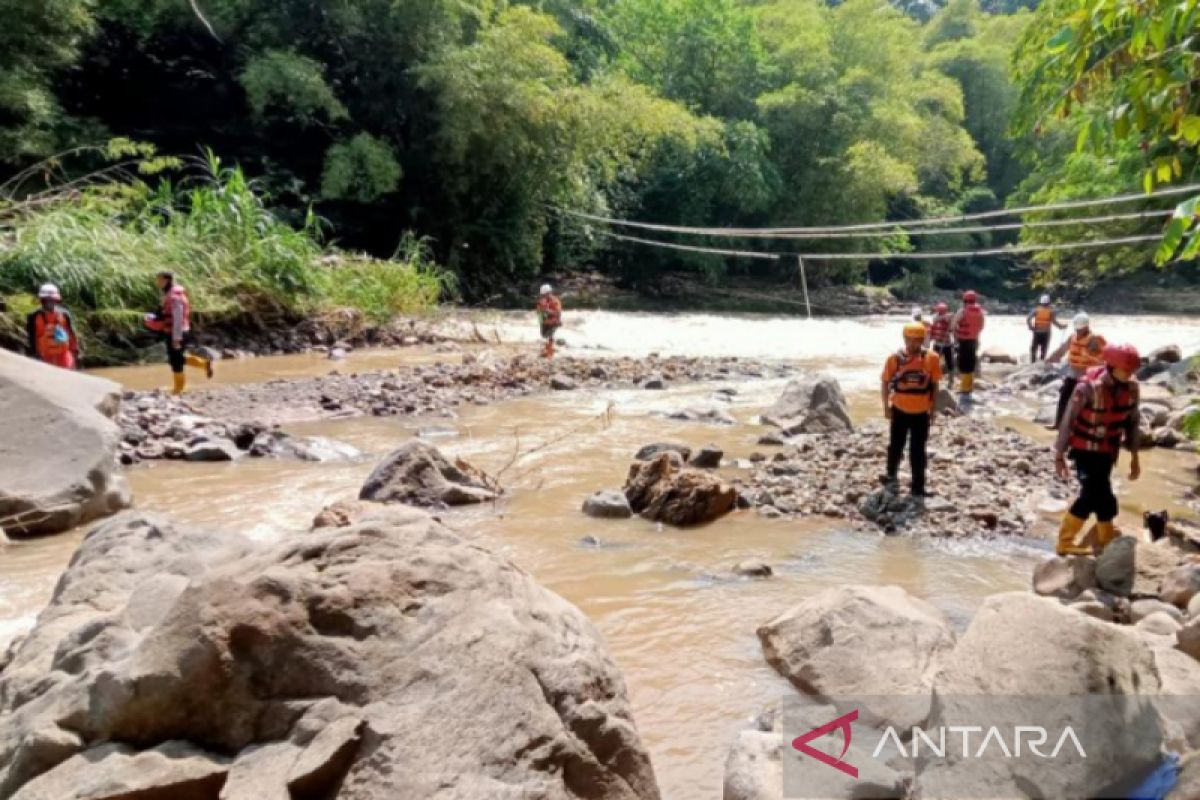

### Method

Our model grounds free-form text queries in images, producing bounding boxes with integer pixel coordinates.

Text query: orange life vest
[1067,332,1106,371]
[929,313,952,344]
[34,309,71,358]
[1068,366,1137,454]
[1032,306,1054,332]
[888,349,937,398]
[146,285,191,334]
[955,305,984,341]
[537,295,562,327]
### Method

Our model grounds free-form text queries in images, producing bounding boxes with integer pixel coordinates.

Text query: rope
[598,228,1161,261]
[553,182,1200,236]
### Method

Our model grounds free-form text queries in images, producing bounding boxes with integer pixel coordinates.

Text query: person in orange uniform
[1026,294,1065,362]
[1047,312,1105,430]
[26,283,80,369]
[1053,344,1141,555]
[950,290,985,397]
[928,302,954,383]
[881,322,943,497]
[536,283,562,359]
[143,271,214,394]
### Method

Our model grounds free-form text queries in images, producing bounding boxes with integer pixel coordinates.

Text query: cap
[37,283,61,300]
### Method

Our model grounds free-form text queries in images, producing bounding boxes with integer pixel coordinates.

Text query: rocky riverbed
[115,354,793,464]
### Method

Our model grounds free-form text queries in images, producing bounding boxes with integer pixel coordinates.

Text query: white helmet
[1040,294,1051,305]
[539,284,552,295]
[1073,312,1090,330]
[37,283,61,300]
[911,306,922,319]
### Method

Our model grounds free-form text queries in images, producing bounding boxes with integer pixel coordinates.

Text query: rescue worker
[950,290,985,397]
[881,322,943,497]
[26,283,80,369]
[143,271,213,394]
[1026,294,1065,362]
[536,283,562,359]
[1053,344,1141,555]
[929,302,954,381]
[911,306,930,344]
[1047,312,1106,430]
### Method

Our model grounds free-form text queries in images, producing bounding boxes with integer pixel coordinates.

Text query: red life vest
[929,313,952,344]
[34,309,71,358]
[955,305,984,341]
[1068,366,1137,454]
[537,295,562,327]
[146,285,191,334]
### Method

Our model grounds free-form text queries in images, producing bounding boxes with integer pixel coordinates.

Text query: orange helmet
[903,322,927,340]
[1102,344,1140,373]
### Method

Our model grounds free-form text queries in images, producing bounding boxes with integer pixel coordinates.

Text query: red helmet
[963,290,978,304]
[935,302,948,313]
[1102,344,1140,373]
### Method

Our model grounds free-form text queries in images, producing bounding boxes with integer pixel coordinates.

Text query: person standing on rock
[536,283,562,359]
[881,322,943,497]
[1053,344,1141,555]
[1026,294,1065,363]
[929,302,954,382]
[143,271,214,394]
[951,290,985,397]
[26,283,80,369]
[1047,312,1106,430]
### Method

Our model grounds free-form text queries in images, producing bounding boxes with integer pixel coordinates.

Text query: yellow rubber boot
[1094,521,1118,553]
[171,372,186,395]
[185,353,213,379]
[1055,512,1090,556]
[959,373,974,394]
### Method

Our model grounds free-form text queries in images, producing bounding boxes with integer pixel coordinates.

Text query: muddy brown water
[4,311,1200,799]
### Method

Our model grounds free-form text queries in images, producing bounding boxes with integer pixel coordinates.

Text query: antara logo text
[791,710,1088,779]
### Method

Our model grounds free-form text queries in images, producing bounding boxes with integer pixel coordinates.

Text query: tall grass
[0,151,448,359]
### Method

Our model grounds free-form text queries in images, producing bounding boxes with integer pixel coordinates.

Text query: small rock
[1152,344,1183,364]
[1178,617,1200,660]
[756,432,785,447]
[327,347,347,361]
[1189,593,1200,619]
[642,374,666,390]
[1138,611,1184,636]
[1131,599,1185,625]
[1163,565,1200,608]
[549,375,576,391]
[689,444,724,469]
[582,490,633,520]
[1155,427,1183,449]
[183,439,240,462]
[733,560,773,579]
[634,443,692,462]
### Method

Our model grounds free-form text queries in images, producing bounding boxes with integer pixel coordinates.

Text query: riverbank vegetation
[0,0,1196,312]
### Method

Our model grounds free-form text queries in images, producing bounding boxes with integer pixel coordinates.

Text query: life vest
[1067,332,1106,371]
[888,349,937,397]
[1032,306,1054,332]
[146,285,191,334]
[34,309,71,358]
[929,314,952,344]
[1068,366,1137,454]
[537,295,562,327]
[955,305,984,341]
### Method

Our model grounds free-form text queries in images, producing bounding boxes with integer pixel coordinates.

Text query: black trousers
[934,343,954,378]
[887,409,930,494]
[957,339,979,375]
[1031,330,1051,362]
[1069,449,1118,522]
[164,331,195,374]
[1054,375,1079,429]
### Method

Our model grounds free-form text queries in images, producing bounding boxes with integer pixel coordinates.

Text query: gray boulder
[0,511,659,800]
[248,431,361,462]
[689,444,724,469]
[1152,344,1184,364]
[582,490,633,519]
[1096,537,1183,598]
[0,350,132,536]
[1163,565,1200,608]
[634,443,692,463]
[359,440,501,507]
[757,585,955,729]
[761,374,853,434]
[183,438,240,462]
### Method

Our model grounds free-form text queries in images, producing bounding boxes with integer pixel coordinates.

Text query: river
[3,310,1200,799]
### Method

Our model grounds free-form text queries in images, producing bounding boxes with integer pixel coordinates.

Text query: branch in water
[189,0,221,42]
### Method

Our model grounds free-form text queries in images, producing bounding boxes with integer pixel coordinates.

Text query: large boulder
[1152,344,1184,364]
[0,511,659,800]
[0,350,132,536]
[1096,537,1184,598]
[359,440,501,507]
[756,585,955,729]
[926,592,1164,799]
[761,374,853,435]
[1162,564,1200,608]
[624,453,737,526]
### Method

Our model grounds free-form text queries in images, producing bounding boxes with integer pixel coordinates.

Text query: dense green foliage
[0,150,446,362]
[0,0,1191,303]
